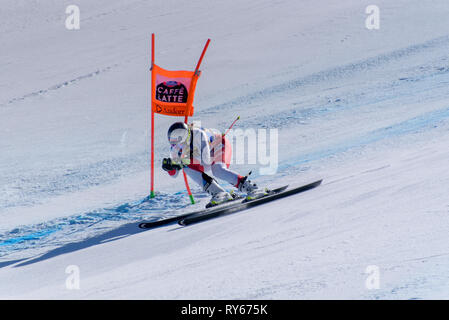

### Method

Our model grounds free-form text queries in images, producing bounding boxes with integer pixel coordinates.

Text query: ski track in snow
[1,35,449,261]
[1,65,118,108]
[201,35,449,116]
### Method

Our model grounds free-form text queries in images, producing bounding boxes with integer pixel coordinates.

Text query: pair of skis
[138,179,322,229]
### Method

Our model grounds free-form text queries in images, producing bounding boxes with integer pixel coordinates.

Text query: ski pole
[223,116,240,137]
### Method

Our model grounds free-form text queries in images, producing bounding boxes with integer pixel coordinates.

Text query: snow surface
[1,0,449,299]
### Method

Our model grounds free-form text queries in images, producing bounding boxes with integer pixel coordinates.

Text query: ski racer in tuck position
[161,122,265,207]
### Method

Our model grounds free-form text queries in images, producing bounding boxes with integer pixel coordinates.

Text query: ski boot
[237,174,268,200]
[205,179,234,208]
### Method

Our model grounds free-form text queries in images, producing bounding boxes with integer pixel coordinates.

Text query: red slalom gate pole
[150,33,155,198]
[184,39,210,123]
[182,38,211,204]
[182,170,195,204]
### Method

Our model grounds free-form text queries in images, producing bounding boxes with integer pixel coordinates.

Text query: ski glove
[162,158,183,172]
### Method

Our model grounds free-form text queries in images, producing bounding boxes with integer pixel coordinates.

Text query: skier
[162,122,263,206]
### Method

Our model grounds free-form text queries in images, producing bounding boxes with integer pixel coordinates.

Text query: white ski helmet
[167,122,190,144]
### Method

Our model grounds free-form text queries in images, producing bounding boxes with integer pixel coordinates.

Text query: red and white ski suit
[167,127,243,189]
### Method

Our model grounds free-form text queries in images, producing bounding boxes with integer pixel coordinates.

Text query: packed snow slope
[1,0,449,299]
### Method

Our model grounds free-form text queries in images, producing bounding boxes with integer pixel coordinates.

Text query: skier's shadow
[11,222,148,268]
